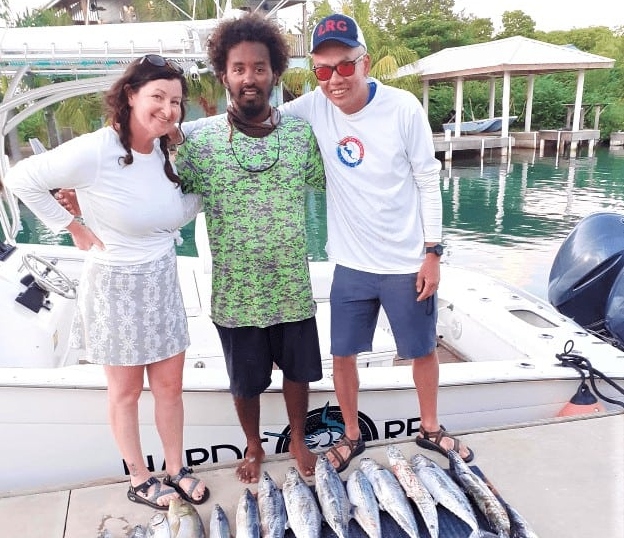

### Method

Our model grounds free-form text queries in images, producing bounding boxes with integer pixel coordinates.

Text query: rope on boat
[556,339,624,408]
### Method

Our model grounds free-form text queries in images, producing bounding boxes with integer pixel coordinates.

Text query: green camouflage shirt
[177,114,325,328]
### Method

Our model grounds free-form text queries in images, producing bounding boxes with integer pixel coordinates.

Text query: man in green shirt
[176,14,325,483]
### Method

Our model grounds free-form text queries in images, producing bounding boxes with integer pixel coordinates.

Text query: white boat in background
[443,115,518,134]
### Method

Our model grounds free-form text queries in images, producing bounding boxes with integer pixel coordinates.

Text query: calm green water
[13,146,624,300]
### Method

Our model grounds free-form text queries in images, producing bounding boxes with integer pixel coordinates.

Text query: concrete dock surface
[1,412,622,537]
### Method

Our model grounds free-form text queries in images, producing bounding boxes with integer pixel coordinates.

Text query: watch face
[427,244,443,256]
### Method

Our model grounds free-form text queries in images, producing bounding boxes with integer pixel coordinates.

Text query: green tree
[371,0,455,34]
[497,10,536,39]
[131,0,229,22]
[399,14,472,57]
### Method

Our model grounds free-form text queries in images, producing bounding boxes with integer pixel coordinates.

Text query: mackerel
[410,453,479,532]
[236,488,261,538]
[257,471,287,538]
[346,469,382,538]
[387,444,439,538]
[210,504,232,538]
[504,501,540,538]
[314,454,352,538]
[282,466,322,538]
[448,450,511,538]
[359,457,420,538]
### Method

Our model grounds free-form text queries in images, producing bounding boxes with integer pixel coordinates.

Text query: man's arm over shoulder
[279,91,316,123]
[180,116,214,139]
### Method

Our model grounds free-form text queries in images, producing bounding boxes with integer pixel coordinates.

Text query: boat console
[0,243,84,368]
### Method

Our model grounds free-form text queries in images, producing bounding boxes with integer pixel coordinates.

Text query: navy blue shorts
[330,265,437,360]
[214,316,323,398]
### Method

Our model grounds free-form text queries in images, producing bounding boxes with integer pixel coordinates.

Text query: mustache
[238,85,261,95]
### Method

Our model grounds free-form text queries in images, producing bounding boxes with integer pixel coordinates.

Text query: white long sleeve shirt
[281,79,442,274]
[5,126,201,265]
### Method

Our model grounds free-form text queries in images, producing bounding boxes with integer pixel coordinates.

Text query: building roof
[396,36,615,82]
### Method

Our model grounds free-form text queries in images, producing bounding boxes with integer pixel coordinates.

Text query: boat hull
[1,240,623,494]
[1,363,622,494]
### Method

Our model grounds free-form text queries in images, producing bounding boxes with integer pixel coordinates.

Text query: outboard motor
[605,268,624,348]
[548,212,624,331]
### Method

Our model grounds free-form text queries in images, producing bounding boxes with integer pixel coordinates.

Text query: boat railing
[0,172,21,245]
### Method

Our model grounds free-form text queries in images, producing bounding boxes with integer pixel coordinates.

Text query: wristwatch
[425,244,444,257]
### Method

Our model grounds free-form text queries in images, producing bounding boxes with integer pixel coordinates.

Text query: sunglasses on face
[312,52,366,82]
[139,54,184,75]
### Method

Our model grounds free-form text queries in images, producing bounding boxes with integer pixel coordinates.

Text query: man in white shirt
[281,13,474,472]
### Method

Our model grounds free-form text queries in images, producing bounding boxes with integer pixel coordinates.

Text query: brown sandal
[326,434,366,473]
[415,425,474,463]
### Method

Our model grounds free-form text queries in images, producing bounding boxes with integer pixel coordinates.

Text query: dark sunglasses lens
[141,54,183,74]
[167,60,184,74]
[314,67,333,81]
[143,54,166,67]
[336,62,356,77]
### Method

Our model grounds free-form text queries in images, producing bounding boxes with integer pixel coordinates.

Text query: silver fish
[346,469,381,538]
[282,466,322,538]
[236,488,261,538]
[359,457,420,538]
[257,471,287,538]
[129,525,148,538]
[448,450,511,538]
[167,497,206,538]
[210,504,232,538]
[505,502,540,538]
[387,444,439,538]
[146,512,172,538]
[314,454,352,538]
[410,453,479,533]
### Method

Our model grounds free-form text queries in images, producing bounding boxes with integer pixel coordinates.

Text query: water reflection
[14,147,624,301]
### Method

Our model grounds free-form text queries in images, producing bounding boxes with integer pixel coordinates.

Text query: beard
[232,86,271,120]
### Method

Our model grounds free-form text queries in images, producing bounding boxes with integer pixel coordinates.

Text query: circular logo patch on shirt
[336,136,364,167]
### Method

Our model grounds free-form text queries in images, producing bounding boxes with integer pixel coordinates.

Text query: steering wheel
[22,253,78,300]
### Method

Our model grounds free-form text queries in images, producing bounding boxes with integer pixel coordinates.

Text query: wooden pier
[433,133,514,162]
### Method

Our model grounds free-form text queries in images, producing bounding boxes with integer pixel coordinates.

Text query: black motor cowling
[548,212,624,331]
[606,269,624,347]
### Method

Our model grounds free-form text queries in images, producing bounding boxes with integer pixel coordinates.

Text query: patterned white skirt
[70,247,190,365]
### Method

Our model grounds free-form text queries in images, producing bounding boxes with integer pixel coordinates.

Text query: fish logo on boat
[267,402,378,453]
[336,136,364,167]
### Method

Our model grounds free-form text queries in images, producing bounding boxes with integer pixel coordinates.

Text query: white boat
[443,115,518,134]
[0,22,622,497]
[1,201,624,495]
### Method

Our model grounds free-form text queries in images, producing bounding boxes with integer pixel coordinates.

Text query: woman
[4,55,207,509]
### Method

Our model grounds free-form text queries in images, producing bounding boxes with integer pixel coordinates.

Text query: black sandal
[163,466,209,505]
[416,424,475,463]
[127,476,176,510]
[326,434,366,473]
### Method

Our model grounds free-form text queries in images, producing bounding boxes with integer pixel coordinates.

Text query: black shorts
[214,316,323,398]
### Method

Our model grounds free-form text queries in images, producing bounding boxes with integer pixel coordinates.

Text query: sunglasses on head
[139,54,184,75]
[312,52,366,82]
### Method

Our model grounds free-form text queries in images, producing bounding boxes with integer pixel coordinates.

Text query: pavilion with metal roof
[396,36,615,155]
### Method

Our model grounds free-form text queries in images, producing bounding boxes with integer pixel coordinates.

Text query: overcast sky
[9,0,624,32]
[453,0,622,32]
